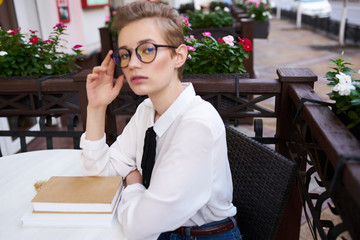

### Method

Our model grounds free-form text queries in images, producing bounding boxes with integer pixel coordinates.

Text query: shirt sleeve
[117,117,225,239]
[79,115,139,178]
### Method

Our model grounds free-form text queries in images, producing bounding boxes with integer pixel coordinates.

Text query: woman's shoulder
[181,96,225,132]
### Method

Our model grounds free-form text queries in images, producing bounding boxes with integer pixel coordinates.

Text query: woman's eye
[144,48,155,55]
[120,53,130,60]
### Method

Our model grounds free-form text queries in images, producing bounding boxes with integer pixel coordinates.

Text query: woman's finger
[92,66,107,75]
[107,55,116,76]
[101,50,113,68]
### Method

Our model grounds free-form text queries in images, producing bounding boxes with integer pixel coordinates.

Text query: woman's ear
[174,44,188,68]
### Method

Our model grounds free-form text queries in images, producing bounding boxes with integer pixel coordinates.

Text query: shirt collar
[152,82,195,137]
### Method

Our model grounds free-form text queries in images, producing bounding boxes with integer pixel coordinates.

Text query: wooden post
[275,68,317,240]
[99,27,114,60]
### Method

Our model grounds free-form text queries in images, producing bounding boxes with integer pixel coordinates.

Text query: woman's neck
[150,80,184,122]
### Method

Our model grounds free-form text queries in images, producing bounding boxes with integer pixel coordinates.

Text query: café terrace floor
[26,17,359,239]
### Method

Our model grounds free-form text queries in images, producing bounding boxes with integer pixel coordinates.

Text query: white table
[0,149,127,240]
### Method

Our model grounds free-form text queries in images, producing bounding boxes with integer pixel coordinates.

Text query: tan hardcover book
[31,176,123,213]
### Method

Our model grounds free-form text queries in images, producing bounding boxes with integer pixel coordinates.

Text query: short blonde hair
[113,1,185,80]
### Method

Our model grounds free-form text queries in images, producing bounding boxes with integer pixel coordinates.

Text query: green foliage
[186,8,234,29]
[326,52,360,129]
[0,23,82,77]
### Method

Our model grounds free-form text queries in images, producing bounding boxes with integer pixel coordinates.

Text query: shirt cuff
[80,132,107,150]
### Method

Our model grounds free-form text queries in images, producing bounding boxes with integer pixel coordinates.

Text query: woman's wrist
[125,169,142,186]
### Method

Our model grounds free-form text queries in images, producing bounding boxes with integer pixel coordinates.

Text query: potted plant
[0,23,82,77]
[326,52,360,138]
[236,0,272,38]
[182,17,253,124]
[182,17,252,75]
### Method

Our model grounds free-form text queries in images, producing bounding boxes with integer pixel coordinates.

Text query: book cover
[21,205,118,227]
[31,176,123,213]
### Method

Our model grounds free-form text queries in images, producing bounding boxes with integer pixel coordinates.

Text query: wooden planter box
[188,26,238,39]
[253,20,270,39]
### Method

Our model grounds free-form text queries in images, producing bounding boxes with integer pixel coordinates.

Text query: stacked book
[22,176,123,227]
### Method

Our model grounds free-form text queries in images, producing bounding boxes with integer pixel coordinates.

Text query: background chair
[225,125,296,240]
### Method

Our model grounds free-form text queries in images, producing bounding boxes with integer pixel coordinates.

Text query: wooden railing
[276,68,360,239]
[0,74,84,154]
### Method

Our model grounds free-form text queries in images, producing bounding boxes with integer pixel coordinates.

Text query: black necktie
[141,127,157,189]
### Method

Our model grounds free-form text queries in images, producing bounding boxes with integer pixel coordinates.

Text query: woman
[80,1,241,239]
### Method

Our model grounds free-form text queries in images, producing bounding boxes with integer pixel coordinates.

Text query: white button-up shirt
[80,83,236,240]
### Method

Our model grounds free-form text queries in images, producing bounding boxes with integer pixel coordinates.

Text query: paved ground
[254,17,360,100]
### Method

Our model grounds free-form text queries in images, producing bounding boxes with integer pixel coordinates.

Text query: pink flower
[248,0,260,7]
[112,10,117,15]
[202,32,211,37]
[222,35,234,46]
[187,54,192,59]
[187,46,196,51]
[181,16,189,27]
[105,16,111,22]
[218,38,224,43]
[190,35,196,40]
[73,45,83,49]
[43,39,55,43]
[53,23,66,29]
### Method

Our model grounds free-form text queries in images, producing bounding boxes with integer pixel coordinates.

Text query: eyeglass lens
[114,43,157,68]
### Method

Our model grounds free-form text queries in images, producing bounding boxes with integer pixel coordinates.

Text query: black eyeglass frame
[111,43,178,68]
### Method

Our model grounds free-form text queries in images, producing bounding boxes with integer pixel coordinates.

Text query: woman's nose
[127,51,142,69]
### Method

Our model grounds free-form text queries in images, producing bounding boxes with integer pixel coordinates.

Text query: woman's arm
[85,50,124,141]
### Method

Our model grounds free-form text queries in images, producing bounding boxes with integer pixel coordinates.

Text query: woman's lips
[130,75,148,84]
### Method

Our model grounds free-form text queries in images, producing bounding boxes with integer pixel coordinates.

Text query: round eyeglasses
[111,43,178,68]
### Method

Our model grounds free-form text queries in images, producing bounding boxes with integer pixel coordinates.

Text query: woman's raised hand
[86,50,124,109]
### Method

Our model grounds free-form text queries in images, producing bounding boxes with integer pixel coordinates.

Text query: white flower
[222,35,234,46]
[0,51,8,56]
[251,14,256,18]
[44,64,52,69]
[224,7,230,12]
[333,72,355,96]
[215,6,220,10]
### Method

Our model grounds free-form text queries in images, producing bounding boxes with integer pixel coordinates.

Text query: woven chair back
[225,125,296,240]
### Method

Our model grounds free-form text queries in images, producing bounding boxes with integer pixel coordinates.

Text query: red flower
[30,37,39,44]
[237,37,245,45]
[29,30,38,34]
[242,39,253,52]
[217,38,224,43]
[9,30,18,36]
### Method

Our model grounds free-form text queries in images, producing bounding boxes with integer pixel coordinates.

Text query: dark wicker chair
[225,125,296,240]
